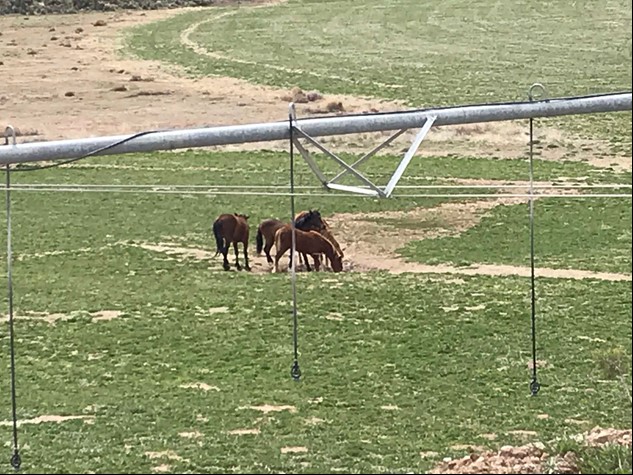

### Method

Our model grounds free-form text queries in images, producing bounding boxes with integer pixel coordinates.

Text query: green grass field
[0,0,631,472]
[125,0,633,154]
[1,151,631,473]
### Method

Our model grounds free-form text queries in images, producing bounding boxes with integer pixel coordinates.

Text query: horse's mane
[295,209,322,228]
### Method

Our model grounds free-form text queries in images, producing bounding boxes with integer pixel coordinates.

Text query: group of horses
[211,210,344,273]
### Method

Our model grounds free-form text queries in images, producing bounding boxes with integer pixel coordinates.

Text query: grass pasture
[0,0,631,472]
[126,0,633,155]
[1,151,631,474]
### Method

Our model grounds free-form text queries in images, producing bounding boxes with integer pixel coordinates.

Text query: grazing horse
[273,224,343,273]
[293,209,333,271]
[295,213,344,270]
[212,213,251,271]
[255,210,326,270]
[311,222,344,269]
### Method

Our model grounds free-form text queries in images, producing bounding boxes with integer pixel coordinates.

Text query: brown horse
[212,213,251,271]
[311,222,344,269]
[295,213,344,270]
[273,224,343,273]
[255,210,326,270]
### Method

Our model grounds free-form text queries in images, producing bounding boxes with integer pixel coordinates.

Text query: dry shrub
[326,101,344,113]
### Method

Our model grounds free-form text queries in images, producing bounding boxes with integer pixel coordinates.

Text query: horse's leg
[222,241,230,271]
[264,242,273,264]
[302,253,312,272]
[312,254,321,271]
[323,253,332,271]
[233,242,242,270]
[243,240,251,272]
[274,247,285,273]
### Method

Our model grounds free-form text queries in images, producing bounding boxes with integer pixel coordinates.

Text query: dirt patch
[145,451,187,462]
[0,5,626,171]
[565,419,590,426]
[325,312,344,321]
[304,417,325,425]
[179,382,220,391]
[0,414,95,426]
[281,446,308,454]
[450,444,487,452]
[207,306,229,314]
[178,431,203,439]
[91,310,124,321]
[3,308,127,324]
[0,5,405,150]
[527,360,550,370]
[4,310,75,324]
[429,426,632,474]
[420,451,440,459]
[129,242,215,261]
[240,404,297,414]
[575,426,632,447]
[151,465,171,474]
[428,442,554,474]
[14,244,117,261]
[127,240,274,273]
[227,428,260,435]
[322,193,632,282]
[507,430,539,438]
[327,197,511,274]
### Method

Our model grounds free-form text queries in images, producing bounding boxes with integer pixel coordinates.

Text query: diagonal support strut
[383,115,436,197]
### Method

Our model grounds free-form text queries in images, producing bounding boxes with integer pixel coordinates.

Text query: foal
[212,213,251,271]
[273,225,343,273]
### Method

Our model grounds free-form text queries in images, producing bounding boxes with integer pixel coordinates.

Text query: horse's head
[331,252,343,272]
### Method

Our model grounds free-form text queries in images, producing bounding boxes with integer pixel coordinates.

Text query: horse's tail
[256,227,264,255]
[212,219,224,257]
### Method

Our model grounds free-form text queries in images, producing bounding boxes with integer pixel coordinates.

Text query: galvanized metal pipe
[1,92,630,165]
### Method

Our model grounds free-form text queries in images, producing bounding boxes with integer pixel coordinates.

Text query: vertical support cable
[527,84,546,396]
[4,126,22,471]
[288,105,301,381]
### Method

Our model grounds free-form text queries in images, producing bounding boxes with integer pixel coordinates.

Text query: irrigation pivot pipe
[1,92,631,166]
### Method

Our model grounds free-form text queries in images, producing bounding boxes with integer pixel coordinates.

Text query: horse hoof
[223,264,230,271]
[245,266,252,272]
[236,265,242,271]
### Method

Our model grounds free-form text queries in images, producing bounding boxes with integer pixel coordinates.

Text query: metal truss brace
[383,115,436,197]
[288,104,436,198]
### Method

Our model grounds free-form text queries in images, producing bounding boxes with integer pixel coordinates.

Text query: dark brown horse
[255,209,326,270]
[213,213,251,271]
[273,224,343,273]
